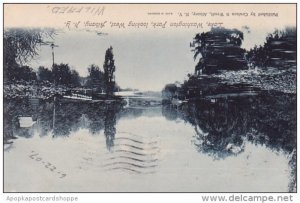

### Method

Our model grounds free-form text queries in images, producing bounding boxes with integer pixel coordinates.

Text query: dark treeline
[37,64,80,87]
[190,26,296,75]
[4,28,119,95]
[190,27,247,75]
[4,28,55,83]
[163,26,296,101]
[6,61,82,88]
[246,27,296,68]
[85,64,105,91]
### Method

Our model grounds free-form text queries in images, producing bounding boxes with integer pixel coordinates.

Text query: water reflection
[162,90,296,191]
[104,104,118,151]
[162,91,296,158]
[4,98,124,150]
[4,91,296,158]
[3,91,296,192]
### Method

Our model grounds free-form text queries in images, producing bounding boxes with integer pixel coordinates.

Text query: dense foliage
[191,27,247,74]
[4,28,120,94]
[246,27,296,68]
[103,46,116,95]
[4,28,55,82]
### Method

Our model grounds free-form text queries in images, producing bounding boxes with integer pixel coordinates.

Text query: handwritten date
[29,151,67,179]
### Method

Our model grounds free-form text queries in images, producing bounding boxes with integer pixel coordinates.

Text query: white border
[1,1,298,203]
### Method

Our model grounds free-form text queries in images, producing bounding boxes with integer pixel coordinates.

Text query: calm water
[4,92,296,192]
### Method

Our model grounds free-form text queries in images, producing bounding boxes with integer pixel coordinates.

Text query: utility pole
[51,43,58,67]
[51,43,59,86]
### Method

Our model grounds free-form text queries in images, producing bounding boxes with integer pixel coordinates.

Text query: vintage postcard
[3,3,296,192]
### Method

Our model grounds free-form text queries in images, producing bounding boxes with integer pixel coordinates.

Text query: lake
[3,91,296,192]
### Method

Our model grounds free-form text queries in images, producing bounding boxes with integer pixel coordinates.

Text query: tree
[103,46,116,95]
[38,66,53,82]
[4,28,55,82]
[52,63,80,87]
[70,70,81,87]
[191,27,247,74]
[19,66,37,81]
[246,27,296,69]
[86,64,105,91]
[162,84,179,100]
[5,65,37,82]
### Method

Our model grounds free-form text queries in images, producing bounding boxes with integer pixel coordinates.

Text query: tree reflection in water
[5,92,296,157]
[3,91,296,191]
[162,90,296,191]
[163,91,296,158]
[104,104,118,151]
[4,98,124,151]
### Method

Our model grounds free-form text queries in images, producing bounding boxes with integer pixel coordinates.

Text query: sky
[5,4,296,91]
[28,29,269,91]
[29,31,197,91]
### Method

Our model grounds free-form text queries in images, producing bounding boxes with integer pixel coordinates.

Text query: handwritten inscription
[49,5,105,16]
[29,151,67,179]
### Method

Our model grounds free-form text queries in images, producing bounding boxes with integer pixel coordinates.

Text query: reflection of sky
[4,115,291,192]
[29,27,281,91]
